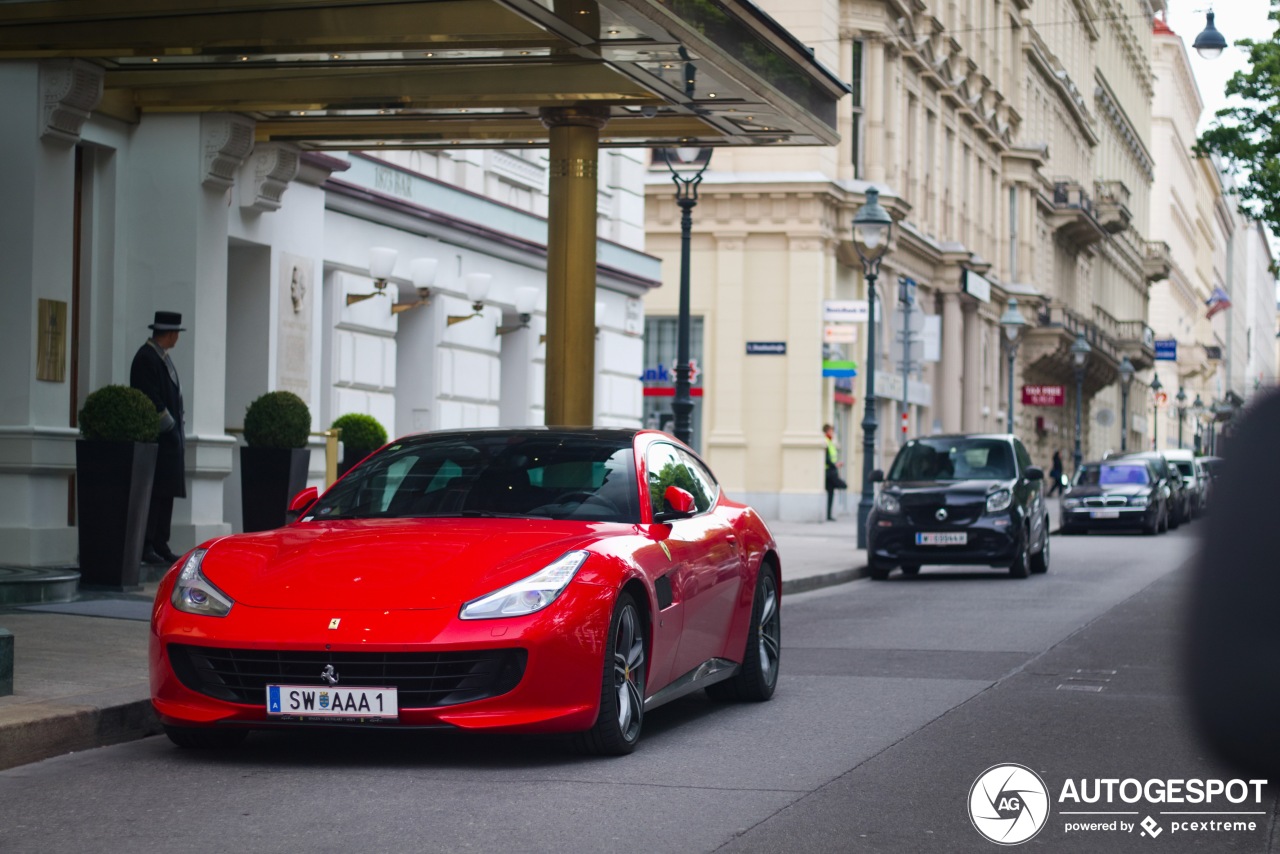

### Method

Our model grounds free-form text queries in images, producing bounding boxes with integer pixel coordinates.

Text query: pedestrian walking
[1047,449,1064,496]
[130,311,187,564]
[823,423,846,521]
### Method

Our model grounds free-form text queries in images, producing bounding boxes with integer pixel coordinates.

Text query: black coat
[130,340,186,498]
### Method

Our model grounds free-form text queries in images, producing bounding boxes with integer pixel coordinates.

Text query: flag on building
[1205,286,1232,319]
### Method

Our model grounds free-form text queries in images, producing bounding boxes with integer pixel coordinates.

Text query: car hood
[196,519,619,610]
[1065,485,1150,499]
[884,479,1011,501]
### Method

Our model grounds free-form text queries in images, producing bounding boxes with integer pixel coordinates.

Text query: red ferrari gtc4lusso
[150,428,781,754]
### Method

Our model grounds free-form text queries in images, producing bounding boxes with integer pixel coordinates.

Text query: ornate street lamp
[1192,393,1205,454]
[1117,355,1135,452]
[1151,373,1164,450]
[1070,333,1091,471]
[662,145,712,445]
[1176,386,1188,449]
[1192,10,1228,60]
[852,187,894,550]
[999,298,1028,434]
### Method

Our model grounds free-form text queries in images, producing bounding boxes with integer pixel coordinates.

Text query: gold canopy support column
[540,106,608,427]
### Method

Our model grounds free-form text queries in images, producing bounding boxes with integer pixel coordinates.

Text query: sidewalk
[0,512,866,771]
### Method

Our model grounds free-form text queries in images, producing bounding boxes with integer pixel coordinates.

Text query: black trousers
[145,491,175,550]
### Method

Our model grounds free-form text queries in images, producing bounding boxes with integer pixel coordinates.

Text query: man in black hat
[130,311,187,564]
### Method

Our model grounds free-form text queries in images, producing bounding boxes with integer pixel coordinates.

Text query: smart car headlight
[170,549,234,617]
[460,550,588,620]
[986,489,1013,514]
[875,492,901,514]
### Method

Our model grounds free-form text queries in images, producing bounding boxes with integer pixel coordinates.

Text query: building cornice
[1094,73,1155,180]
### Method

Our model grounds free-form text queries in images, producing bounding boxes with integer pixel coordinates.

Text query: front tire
[869,559,893,580]
[1009,529,1030,578]
[572,591,646,756]
[1030,524,1050,574]
[706,565,780,702]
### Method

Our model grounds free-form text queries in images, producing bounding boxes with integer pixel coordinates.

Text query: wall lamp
[496,286,540,335]
[446,272,493,325]
[345,246,400,306]
[393,257,438,315]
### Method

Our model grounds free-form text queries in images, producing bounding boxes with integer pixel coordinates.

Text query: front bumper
[867,510,1019,566]
[1061,504,1156,530]
[149,573,615,734]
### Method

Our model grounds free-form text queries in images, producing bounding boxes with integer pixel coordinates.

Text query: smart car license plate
[266,684,398,719]
[916,532,966,546]
[1090,510,1120,519]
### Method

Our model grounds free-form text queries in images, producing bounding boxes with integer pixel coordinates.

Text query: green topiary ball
[243,391,311,449]
[330,413,388,458]
[79,385,161,443]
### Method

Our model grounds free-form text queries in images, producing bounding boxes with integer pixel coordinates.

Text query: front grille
[168,644,526,709]
[1081,496,1130,507]
[902,501,983,527]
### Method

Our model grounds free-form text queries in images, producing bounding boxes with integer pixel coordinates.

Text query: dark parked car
[867,434,1050,579]
[1106,450,1189,527]
[1060,459,1168,535]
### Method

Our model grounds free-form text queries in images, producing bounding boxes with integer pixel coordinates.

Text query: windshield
[305,432,640,523]
[1077,464,1150,486]
[887,438,1016,481]
[1173,461,1195,478]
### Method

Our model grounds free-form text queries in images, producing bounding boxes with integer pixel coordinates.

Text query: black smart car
[867,434,1051,579]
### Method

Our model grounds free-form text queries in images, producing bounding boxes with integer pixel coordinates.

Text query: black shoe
[155,545,182,564]
[826,516,836,521]
[141,547,168,564]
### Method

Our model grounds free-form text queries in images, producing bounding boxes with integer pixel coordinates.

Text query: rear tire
[706,565,780,702]
[571,591,646,756]
[162,725,248,750]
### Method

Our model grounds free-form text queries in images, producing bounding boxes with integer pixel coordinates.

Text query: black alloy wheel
[1030,523,1050,574]
[1009,528,1031,578]
[573,591,646,755]
[707,565,780,702]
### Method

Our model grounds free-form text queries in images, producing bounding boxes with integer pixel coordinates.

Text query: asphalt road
[1,520,1273,854]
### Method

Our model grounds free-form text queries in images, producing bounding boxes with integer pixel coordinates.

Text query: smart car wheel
[869,559,893,581]
[707,565,780,702]
[572,591,645,756]
[162,725,248,750]
[1030,525,1050,574]
[1009,528,1030,578]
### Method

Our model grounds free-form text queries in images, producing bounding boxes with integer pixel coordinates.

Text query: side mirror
[1025,466,1044,481]
[871,469,884,483]
[654,485,696,522]
[288,486,319,514]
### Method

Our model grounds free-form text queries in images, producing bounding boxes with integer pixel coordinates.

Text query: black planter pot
[76,440,158,590]
[240,446,311,532]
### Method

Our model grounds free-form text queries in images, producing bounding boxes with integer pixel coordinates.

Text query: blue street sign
[1154,339,1177,361]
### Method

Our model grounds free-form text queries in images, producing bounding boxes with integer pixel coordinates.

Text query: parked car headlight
[460,550,588,620]
[875,492,901,514]
[1129,493,1151,507]
[170,549,234,617]
[1062,497,1083,508]
[986,489,1012,514]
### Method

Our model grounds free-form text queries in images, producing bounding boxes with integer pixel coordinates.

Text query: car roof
[907,433,1017,441]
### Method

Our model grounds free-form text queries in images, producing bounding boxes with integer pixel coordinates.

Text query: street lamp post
[662,146,712,445]
[1192,394,1205,454]
[1176,386,1187,449]
[1117,355,1135,452]
[1192,10,1228,59]
[1150,373,1163,450]
[852,188,894,550]
[999,298,1028,434]
[1070,333,1091,471]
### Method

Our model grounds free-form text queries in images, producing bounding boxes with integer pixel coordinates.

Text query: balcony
[1022,303,1120,394]
[1050,181,1107,249]
[1093,180,1132,234]
[1099,305,1156,370]
[1143,241,1172,282]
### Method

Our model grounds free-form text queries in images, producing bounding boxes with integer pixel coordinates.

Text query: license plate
[916,532,967,546]
[1090,510,1120,519]
[266,684,398,719]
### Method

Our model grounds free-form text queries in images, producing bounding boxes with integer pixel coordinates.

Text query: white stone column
[705,233,748,489]
[939,291,964,432]
[779,236,828,521]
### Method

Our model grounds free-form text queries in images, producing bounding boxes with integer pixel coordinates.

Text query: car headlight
[460,550,588,620]
[875,492,901,514]
[170,549,234,617]
[1129,493,1151,506]
[986,489,1012,514]
[1063,497,1082,508]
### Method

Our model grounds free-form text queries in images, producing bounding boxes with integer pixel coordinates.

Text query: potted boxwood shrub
[240,391,311,532]
[76,385,160,589]
[331,413,388,476]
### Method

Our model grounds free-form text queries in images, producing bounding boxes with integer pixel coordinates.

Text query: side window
[1013,439,1033,474]
[676,449,717,512]
[646,443,686,517]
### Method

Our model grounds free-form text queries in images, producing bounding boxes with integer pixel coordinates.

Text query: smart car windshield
[304,432,640,523]
[887,438,1016,481]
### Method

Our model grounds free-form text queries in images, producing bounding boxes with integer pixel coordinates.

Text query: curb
[0,697,161,772]
[783,565,867,595]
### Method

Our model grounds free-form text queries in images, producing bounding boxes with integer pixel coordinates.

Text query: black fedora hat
[148,311,186,332]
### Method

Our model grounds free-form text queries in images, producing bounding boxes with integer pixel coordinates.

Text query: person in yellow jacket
[823,423,846,521]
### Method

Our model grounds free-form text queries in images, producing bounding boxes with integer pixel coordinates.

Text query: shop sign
[1022,385,1065,406]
